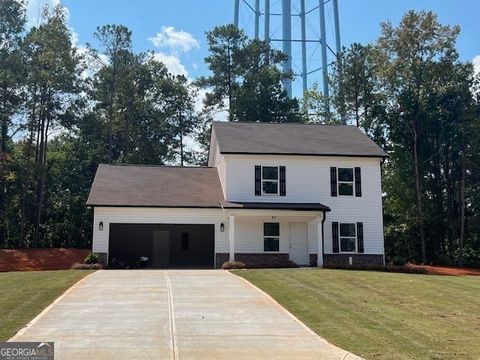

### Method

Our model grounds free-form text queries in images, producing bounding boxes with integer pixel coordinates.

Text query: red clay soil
[407,263,480,276]
[0,248,90,272]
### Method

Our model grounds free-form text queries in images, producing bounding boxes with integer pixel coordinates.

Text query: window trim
[339,222,357,253]
[261,166,279,196]
[337,167,355,196]
[263,222,280,252]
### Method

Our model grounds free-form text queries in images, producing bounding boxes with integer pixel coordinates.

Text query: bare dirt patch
[0,248,90,272]
[407,264,480,276]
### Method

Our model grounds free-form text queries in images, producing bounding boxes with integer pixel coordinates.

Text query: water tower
[233,0,341,100]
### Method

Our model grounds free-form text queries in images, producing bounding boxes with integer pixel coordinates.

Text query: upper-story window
[262,166,279,195]
[331,167,361,197]
[338,168,354,196]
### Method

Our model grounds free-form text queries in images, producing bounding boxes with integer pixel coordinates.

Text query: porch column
[317,215,324,267]
[229,215,235,262]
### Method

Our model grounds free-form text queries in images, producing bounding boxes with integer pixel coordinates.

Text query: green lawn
[235,268,480,360]
[0,270,94,341]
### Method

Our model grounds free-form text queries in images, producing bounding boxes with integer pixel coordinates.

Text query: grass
[0,270,94,341]
[235,268,480,360]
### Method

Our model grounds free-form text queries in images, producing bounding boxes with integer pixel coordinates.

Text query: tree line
[1,1,479,266]
[309,11,479,266]
[0,2,299,249]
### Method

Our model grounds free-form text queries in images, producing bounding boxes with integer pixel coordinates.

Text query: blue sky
[27,0,479,92]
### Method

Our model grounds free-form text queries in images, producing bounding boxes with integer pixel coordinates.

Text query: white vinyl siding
[224,155,384,255]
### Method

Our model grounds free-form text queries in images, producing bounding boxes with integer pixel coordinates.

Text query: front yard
[235,268,480,360]
[0,270,94,340]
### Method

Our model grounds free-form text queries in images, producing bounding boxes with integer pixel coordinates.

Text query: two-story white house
[87,121,388,268]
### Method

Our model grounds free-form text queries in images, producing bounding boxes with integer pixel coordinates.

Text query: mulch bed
[0,248,90,272]
[406,264,480,276]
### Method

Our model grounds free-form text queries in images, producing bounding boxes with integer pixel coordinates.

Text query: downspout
[321,210,326,266]
[380,157,386,265]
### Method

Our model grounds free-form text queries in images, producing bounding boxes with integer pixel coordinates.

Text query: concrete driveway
[11,270,360,359]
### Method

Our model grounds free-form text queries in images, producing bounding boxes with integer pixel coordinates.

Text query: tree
[378,11,460,263]
[302,83,341,124]
[197,24,246,121]
[22,5,81,247]
[93,25,133,163]
[198,24,300,122]
[234,39,300,122]
[0,0,26,246]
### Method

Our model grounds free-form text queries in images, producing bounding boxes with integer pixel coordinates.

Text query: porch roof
[222,201,330,212]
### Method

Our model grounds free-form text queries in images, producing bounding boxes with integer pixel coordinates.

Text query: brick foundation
[216,253,290,268]
[310,254,318,267]
[323,254,384,266]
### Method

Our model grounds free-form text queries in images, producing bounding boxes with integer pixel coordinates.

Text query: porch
[219,206,328,268]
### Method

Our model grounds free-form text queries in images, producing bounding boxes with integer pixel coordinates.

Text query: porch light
[220,223,225,232]
[99,221,104,231]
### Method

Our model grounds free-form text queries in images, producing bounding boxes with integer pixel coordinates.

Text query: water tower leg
[282,0,292,97]
[333,0,341,56]
[264,0,270,42]
[254,0,260,39]
[234,0,240,26]
[319,0,329,117]
[300,0,307,94]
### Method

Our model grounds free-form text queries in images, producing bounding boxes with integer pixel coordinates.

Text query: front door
[153,230,170,268]
[289,222,308,265]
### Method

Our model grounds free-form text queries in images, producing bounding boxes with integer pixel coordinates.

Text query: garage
[108,224,215,268]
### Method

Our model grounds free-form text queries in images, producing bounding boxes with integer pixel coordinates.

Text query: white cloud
[153,52,188,77]
[149,26,199,54]
[473,55,480,76]
[26,0,60,28]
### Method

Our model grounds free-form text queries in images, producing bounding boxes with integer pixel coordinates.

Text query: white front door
[289,222,308,265]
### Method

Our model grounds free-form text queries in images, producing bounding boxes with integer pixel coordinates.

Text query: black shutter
[279,166,286,196]
[355,167,362,197]
[332,222,339,253]
[255,165,261,196]
[330,167,337,197]
[357,222,364,253]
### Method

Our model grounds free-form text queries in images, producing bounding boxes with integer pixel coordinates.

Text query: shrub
[221,261,246,269]
[392,256,406,266]
[323,264,427,274]
[72,263,103,270]
[84,253,99,264]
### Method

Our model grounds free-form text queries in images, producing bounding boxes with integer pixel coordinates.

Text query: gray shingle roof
[86,165,225,208]
[87,164,330,210]
[212,121,387,158]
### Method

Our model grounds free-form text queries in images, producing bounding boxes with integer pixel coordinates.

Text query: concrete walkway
[11,270,361,359]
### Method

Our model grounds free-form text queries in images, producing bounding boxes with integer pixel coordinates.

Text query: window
[339,223,356,252]
[262,166,279,195]
[264,223,279,251]
[338,168,354,196]
[181,233,189,251]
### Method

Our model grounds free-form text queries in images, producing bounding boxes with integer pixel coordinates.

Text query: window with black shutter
[355,167,362,197]
[279,166,286,196]
[332,222,339,253]
[330,167,337,197]
[357,222,364,253]
[255,165,261,196]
